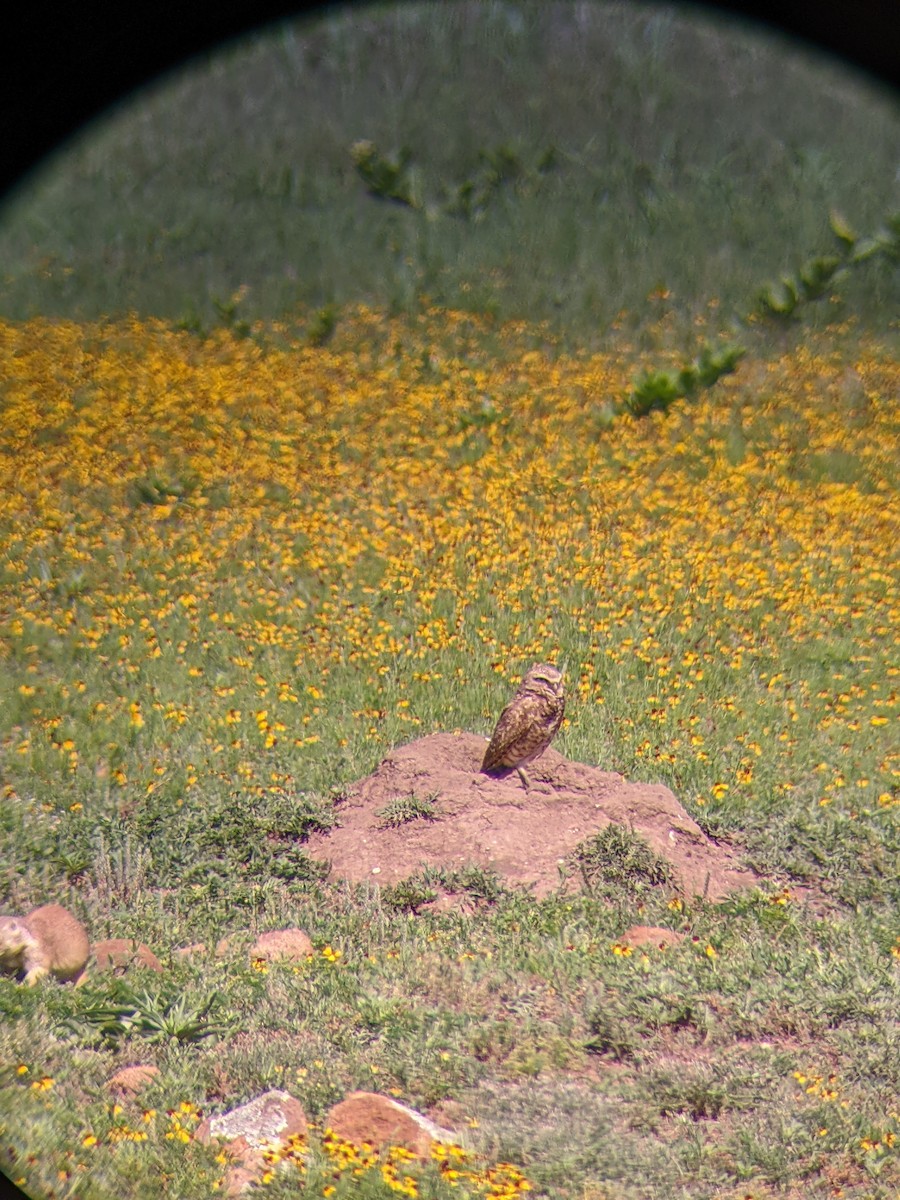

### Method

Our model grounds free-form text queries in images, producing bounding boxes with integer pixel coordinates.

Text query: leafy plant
[759,207,899,319]
[429,865,506,905]
[376,792,439,829]
[212,287,252,337]
[625,368,685,416]
[308,304,339,347]
[67,980,235,1045]
[444,143,551,220]
[758,274,800,317]
[798,254,842,300]
[455,397,503,431]
[380,876,439,913]
[850,212,900,263]
[759,256,842,317]
[570,825,674,898]
[350,141,419,207]
[626,341,744,416]
[829,208,858,250]
[694,341,745,386]
[127,467,200,507]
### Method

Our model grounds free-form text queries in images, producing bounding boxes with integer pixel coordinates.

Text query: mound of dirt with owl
[303,667,757,905]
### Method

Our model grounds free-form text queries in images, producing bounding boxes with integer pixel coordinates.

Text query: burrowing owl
[481,663,565,788]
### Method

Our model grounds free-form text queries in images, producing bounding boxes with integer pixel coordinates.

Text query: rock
[175,936,235,961]
[223,1161,264,1198]
[197,1092,307,1195]
[195,1089,307,1149]
[174,942,207,960]
[91,938,163,973]
[250,929,313,963]
[106,1065,160,1096]
[326,1092,457,1158]
[216,1136,268,1198]
[620,925,684,949]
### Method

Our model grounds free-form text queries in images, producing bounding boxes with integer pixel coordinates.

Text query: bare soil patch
[304,733,757,900]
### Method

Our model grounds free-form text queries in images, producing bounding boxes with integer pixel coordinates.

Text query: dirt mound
[304,733,756,901]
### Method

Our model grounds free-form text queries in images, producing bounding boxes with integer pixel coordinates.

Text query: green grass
[2,887,898,1197]
[0,1,897,345]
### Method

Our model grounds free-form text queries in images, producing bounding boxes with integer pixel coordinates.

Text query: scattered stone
[250,928,313,963]
[326,1091,457,1158]
[215,1136,268,1198]
[175,936,236,961]
[106,1065,160,1097]
[197,1091,308,1193]
[91,938,163,974]
[222,1159,265,1198]
[195,1088,308,1149]
[302,732,757,901]
[174,942,207,961]
[620,925,685,950]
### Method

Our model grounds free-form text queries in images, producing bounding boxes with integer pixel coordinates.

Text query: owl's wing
[481,695,537,772]
[549,695,565,740]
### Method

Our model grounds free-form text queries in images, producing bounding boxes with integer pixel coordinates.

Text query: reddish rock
[105,1064,160,1096]
[620,925,684,950]
[326,1092,457,1158]
[198,1092,308,1195]
[175,936,235,960]
[215,1136,268,1198]
[174,941,207,960]
[223,1162,264,1198]
[92,938,163,973]
[250,929,313,963]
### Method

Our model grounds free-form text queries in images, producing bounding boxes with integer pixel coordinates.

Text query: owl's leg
[516,766,531,790]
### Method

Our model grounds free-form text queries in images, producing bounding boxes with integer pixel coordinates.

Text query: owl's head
[521,662,565,697]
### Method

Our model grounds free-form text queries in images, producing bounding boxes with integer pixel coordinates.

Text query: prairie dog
[0,903,90,985]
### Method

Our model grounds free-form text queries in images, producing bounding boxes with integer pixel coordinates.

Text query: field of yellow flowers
[0,306,898,1199]
[2,309,896,831]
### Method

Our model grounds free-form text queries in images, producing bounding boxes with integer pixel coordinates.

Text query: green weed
[626,341,745,416]
[66,980,235,1045]
[351,140,420,208]
[376,792,439,829]
[569,825,674,899]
